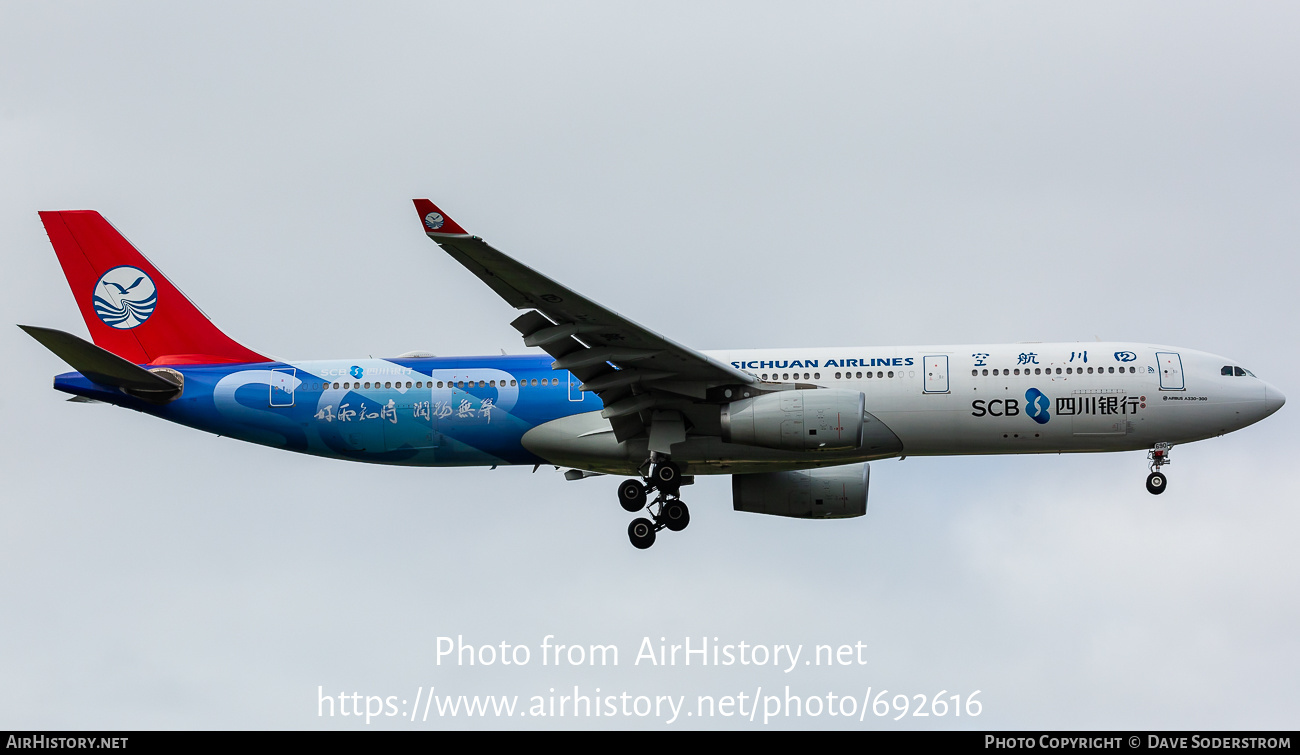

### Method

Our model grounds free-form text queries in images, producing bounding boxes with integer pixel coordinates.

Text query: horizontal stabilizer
[19,325,183,398]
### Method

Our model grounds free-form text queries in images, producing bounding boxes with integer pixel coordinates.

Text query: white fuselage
[713,342,1281,457]
[394,340,1282,476]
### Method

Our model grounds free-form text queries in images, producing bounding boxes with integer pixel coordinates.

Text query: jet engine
[720,389,865,451]
[732,463,870,518]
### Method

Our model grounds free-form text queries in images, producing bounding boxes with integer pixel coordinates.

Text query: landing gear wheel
[651,461,682,493]
[1146,472,1167,495]
[628,518,657,549]
[661,500,690,532]
[617,479,647,512]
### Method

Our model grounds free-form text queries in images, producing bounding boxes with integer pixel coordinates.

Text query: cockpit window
[1222,366,1234,376]
[1234,367,1247,377]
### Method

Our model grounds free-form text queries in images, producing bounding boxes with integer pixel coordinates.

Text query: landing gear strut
[1146,442,1171,495]
[617,459,689,549]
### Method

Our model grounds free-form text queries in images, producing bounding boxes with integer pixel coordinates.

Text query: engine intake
[732,463,870,519]
[720,389,865,451]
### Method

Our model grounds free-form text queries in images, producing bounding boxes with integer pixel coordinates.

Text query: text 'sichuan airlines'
[22,202,1285,548]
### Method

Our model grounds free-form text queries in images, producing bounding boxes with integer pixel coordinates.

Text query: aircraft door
[923,355,949,393]
[1156,352,1185,390]
[568,370,584,402]
[270,367,295,407]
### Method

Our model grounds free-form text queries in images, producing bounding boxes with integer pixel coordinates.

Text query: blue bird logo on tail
[92,265,157,329]
[1025,388,1051,424]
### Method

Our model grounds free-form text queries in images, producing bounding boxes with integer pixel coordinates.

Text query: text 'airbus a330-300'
[21,202,1285,549]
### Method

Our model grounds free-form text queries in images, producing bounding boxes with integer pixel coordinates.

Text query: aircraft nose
[1264,383,1286,417]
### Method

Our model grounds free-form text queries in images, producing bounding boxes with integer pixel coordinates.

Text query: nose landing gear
[1146,442,1172,495]
[618,459,689,549]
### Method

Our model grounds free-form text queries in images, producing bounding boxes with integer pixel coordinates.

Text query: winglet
[412,199,469,236]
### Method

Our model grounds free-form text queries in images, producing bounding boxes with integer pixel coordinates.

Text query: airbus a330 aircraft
[22,202,1285,549]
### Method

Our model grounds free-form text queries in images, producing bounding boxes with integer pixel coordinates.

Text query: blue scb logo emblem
[1025,388,1051,424]
[350,365,364,379]
[92,265,157,330]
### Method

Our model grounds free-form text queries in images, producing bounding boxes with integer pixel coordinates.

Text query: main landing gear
[618,459,689,550]
[1146,442,1172,495]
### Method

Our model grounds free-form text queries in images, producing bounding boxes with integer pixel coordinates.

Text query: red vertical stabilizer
[39,210,269,365]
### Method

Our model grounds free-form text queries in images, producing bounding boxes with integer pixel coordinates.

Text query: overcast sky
[2,2,1298,730]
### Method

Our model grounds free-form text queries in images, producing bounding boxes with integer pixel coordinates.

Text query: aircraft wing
[412,199,759,444]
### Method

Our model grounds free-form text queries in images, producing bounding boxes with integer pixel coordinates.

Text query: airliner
[21,202,1285,549]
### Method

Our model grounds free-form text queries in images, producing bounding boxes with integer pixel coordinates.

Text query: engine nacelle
[732,463,870,519]
[720,389,865,451]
